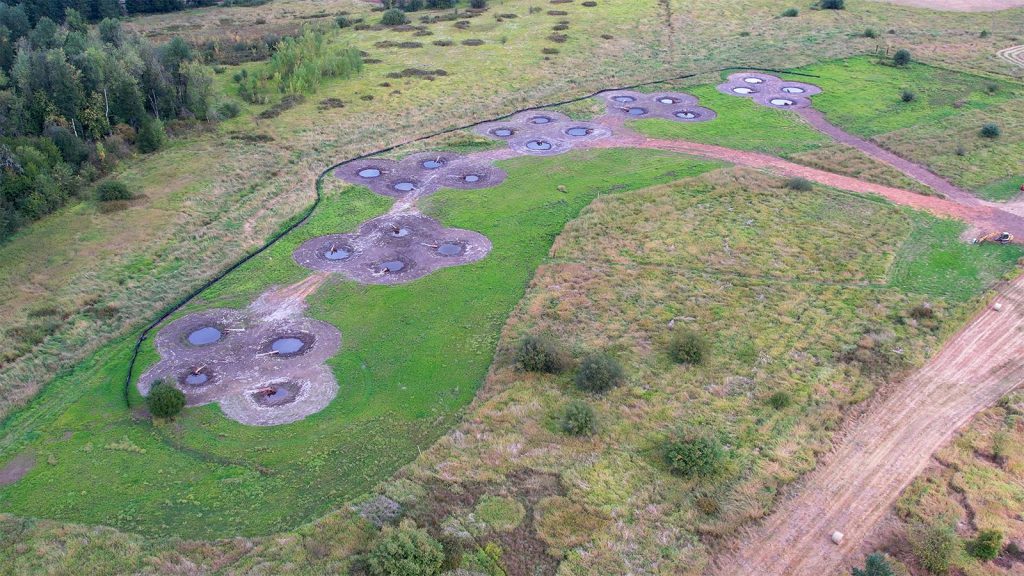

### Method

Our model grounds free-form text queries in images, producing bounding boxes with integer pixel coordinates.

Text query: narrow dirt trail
[795,108,982,205]
[713,276,1024,576]
[589,133,1024,238]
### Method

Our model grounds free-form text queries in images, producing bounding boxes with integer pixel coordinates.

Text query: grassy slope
[0,148,724,538]
[388,170,1023,574]
[894,392,1024,576]
[3,0,1023,426]
[788,56,1024,198]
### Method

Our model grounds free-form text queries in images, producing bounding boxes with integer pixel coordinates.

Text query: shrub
[909,521,958,575]
[367,522,444,576]
[981,123,1001,138]
[781,7,798,16]
[901,89,916,103]
[980,29,990,38]
[786,177,813,191]
[664,434,724,478]
[137,118,166,154]
[215,100,241,119]
[516,334,568,373]
[381,8,409,25]
[574,352,624,393]
[955,144,966,156]
[768,391,792,410]
[863,27,878,38]
[95,180,132,202]
[560,400,597,436]
[668,330,706,365]
[819,0,844,9]
[851,553,895,576]
[470,0,487,8]
[985,82,999,94]
[968,529,1003,561]
[337,15,352,27]
[147,381,186,419]
[893,49,912,67]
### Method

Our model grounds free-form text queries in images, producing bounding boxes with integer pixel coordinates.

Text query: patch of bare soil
[873,0,1024,12]
[713,275,1024,576]
[0,452,34,486]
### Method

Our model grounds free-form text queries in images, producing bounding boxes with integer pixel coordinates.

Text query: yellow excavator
[975,231,1015,245]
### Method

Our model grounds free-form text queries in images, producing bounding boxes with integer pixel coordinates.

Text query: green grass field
[0,148,724,538]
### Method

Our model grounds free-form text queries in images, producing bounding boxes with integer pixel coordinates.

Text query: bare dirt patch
[0,452,33,486]
[873,0,1024,12]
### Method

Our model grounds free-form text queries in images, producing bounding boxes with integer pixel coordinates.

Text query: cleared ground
[715,273,1024,575]
[876,0,1024,12]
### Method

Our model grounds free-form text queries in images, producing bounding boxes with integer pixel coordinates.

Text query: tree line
[9,0,206,26]
[0,6,219,240]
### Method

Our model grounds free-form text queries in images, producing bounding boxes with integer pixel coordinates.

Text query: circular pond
[743,77,764,84]
[529,116,552,124]
[769,98,795,106]
[187,326,222,346]
[422,159,445,169]
[463,174,481,183]
[492,127,514,137]
[393,181,416,192]
[674,110,699,119]
[612,95,636,103]
[626,107,647,116]
[323,244,352,261]
[732,87,755,94]
[526,140,553,151]
[566,127,591,137]
[358,168,382,178]
[436,241,465,256]
[380,259,407,273]
[781,86,805,94]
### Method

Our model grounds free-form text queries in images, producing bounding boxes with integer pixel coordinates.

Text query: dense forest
[11,0,205,25]
[0,5,218,240]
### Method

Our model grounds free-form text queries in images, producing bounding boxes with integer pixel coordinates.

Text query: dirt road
[591,133,1024,238]
[873,0,1024,12]
[712,275,1024,575]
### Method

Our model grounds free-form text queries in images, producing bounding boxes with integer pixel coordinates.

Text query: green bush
[337,15,352,27]
[574,352,624,393]
[851,553,895,576]
[781,7,798,16]
[768,391,792,410]
[968,529,1003,561]
[516,334,568,373]
[95,180,133,202]
[901,89,916,103]
[664,434,724,478]
[147,381,186,419]
[668,329,706,365]
[381,8,409,25]
[367,522,444,576]
[560,400,597,436]
[470,0,487,8]
[786,177,813,191]
[863,27,878,38]
[893,49,912,67]
[137,118,165,153]
[909,521,958,575]
[819,0,844,9]
[981,123,1001,138]
[215,100,241,119]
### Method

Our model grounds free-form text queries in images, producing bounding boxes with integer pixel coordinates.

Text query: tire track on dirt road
[713,276,1024,576]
